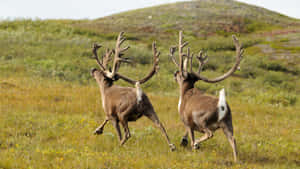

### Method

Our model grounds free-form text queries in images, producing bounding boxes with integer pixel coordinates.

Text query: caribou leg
[222,123,238,162]
[93,119,108,135]
[145,110,176,151]
[180,130,189,147]
[111,119,122,142]
[194,128,213,149]
[120,120,131,146]
[187,127,196,149]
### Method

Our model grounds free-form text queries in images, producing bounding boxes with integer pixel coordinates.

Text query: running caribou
[169,31,243,161]
[90,32,175,151]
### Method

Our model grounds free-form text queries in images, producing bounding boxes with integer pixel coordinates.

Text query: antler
[169,46,179,67]
[102,48,113,69]
[110,32,131,78]
[169,31,189,77]
[171,31,243,83]
[117,41,160,85]
[138,41,160,84]
[191,35,243,83]
[183,47,191,73]
[195,51,208,74]
[91,32,160,85]
[179,31,189,76]
[92,44,106,71]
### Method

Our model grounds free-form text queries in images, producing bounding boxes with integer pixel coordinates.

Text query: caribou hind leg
[194,128,214,149]
[222,122,238,162]
[144,110,176,151]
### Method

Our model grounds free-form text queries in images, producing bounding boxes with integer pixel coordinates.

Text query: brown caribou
[90,32,175,151]
[169,31,243,161]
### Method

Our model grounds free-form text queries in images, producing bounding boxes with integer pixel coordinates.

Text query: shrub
[263,71,284,86]
[126,46,152,65]
[230,81,243,92]
[268,93,297,107]
[259,61,288,72]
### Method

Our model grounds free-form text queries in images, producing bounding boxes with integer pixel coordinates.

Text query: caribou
[90,32,175,151]
[169,31,243,162]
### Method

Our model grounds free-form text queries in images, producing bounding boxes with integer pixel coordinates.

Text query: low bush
[259,60,289,72]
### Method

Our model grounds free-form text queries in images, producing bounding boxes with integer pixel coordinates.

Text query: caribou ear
[90,68,98,76]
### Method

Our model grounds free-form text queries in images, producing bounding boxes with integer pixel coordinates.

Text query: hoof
[93,129,103,135]
[169,144,176,151]
[193,143,200,150]
[180,137,188,147]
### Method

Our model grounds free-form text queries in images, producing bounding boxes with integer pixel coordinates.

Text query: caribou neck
[96,79,113,109]
[96,77,112,89]
[178,81,195,111]
[179,81,195,98]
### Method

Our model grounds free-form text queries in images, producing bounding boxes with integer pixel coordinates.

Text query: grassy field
[0,76,299,169]
[1,0,300,168]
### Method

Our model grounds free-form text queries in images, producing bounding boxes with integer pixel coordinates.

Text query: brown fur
[92,70,175,150]
[169,31,242,162]
[175,72,237,162]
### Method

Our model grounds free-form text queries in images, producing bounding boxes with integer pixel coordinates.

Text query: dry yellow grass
[0,76,299,168]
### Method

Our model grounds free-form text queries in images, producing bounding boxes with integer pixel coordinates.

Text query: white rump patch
[135,82,143,103]
[217,88,227,121]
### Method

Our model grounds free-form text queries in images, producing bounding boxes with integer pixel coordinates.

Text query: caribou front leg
[111,119,122,142]
[120,120,131,146]
[93,119,108,135]
[180,129,189,147]
[187,127,196,149]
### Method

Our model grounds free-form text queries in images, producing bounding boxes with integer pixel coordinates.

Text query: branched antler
[171,31,243,83]
[183,47,190,72]
[170,31,190,77]
[178,31,188,75]
[92,44,106,71]
[196,51,208,74]
[91,32,160,85]
[102,48,113,69]
[110,32,131,78]
[191,35,243,83]
[189,52,194,73]
[169,46,179,67]
[117,41,160,85]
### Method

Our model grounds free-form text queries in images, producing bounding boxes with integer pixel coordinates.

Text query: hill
[74,0,300,37]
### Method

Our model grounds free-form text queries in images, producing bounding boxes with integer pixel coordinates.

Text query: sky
[0,0,299,20]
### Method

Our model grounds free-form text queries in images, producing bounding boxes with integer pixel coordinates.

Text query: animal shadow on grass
[239,151,299,166]
[179,140,299,167]
[0,82,18,89]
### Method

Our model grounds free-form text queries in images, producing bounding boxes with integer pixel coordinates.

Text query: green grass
[0,1,300,167]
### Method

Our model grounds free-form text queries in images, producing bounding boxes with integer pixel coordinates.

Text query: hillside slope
[75,0,299,37]
[0,0,299,101]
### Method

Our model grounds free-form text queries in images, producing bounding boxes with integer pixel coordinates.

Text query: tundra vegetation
[0,0,299,168]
